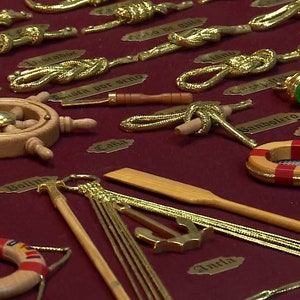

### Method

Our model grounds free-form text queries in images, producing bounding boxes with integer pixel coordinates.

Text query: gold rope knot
[176,49,278,92]
[119,101,223,133]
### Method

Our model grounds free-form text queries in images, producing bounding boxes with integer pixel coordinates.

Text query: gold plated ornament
[0,25,77,55]
[25,0,109,13]
[120,99,257,148]
[8,1,300,92]
[176,47,300,92]
[274,71,300,104]
[9,55,137,93]
[0,9,32,27]
[82,0,193,34]
[249,0,300,30]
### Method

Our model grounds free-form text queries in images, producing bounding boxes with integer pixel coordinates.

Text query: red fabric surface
[1,0,300,299]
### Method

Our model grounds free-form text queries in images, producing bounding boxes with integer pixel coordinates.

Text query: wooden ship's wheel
[0,92,97,160]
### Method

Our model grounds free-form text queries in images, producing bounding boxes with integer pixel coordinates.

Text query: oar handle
[104,168,300,233]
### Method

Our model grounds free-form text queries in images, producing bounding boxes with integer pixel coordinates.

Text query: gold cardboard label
[88,139,134,153]
[122,18,207,41]
[1,24,49,38]
[188,256,244,275]
[0,176,57,193]
[223,71,297,96]
[50,74,148,102]
[194,50,240,64]
[90,0,133,15]
[251,0,293,7]
[18,49,86,68]
[236,113,300,134]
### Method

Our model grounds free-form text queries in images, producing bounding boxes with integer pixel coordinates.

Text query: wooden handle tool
[61,92,193,106]
[38,181,130,300]
[104,168,300,233]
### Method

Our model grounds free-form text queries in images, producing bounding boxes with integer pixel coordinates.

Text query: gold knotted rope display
[82,0,194,34]
[176,47,300,92]
[8,1,300,92]
[120,99,258,148]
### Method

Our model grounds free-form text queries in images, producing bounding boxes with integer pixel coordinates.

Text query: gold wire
[77,181,172,300]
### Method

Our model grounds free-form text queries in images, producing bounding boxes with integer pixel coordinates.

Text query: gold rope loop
[249,0,300,31]
[176,49,277,92]
[120,102,223,133]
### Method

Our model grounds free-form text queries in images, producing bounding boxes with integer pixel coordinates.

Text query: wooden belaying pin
[82,0,193,34]
[175,99,257,149]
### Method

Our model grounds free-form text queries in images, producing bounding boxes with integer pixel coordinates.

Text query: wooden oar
[104,168,300,233]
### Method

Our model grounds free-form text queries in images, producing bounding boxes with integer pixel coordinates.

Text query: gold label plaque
[0,176,57,193]
[236,113,300,134]
[50,74,148,102]
[223,71,297,96]
[188,256,244,275]
[88,139,134,153]
[122,18,207,41]
[194,50,240,64]
[18,49,86,68]
[251,0,293,7]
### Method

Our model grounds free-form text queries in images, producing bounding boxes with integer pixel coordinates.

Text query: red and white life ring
[0,238,48,299]
[246,140,300,186]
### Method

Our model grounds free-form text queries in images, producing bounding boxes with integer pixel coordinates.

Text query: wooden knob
[59,116,97,133]
[25,137,53,160]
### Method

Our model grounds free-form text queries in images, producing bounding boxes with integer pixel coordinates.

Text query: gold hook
[24,0,109,13]
[249,0,300,30]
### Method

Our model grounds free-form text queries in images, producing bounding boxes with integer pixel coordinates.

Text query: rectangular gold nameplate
[0,176,57,193]
[18,49,86,68]
[251,0,293,7]
[122,18,207,41]
[194,50,240,64]
[223,71,297,96]
[50,74,148,102]
[188,256,244,275]
[87,139,134,153]
[236,113,300,134]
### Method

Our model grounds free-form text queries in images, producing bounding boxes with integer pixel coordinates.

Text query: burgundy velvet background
[1,0,300,299]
